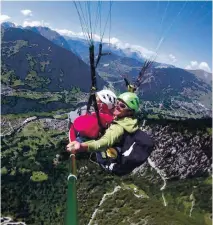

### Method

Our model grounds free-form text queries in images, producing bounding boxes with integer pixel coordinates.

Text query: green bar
[65,154,78,225]
[66,176,78,225]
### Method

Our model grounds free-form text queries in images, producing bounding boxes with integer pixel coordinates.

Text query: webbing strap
[95,43,103,68]
[87,43,105,133]
[92,93,105,134]
[89,45,96,88]
[86,90,104,133]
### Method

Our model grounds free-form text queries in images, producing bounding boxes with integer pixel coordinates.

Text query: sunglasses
[116,100,128,110]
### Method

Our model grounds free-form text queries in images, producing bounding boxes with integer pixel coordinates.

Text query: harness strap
[95,43,103,68]
[87,43,105,134]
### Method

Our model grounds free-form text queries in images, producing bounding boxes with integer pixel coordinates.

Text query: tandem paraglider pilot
[66,92,154,176]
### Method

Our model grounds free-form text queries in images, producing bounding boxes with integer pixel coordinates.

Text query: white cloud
[126,44,156,59]
[0,15,11,23]
[185,61,211,73]
[169,54,177,63]
[55,28,118,45]
[22,20,50,27]
[191,61,198,67]
[21,9,33,17]
[199,62,211,72]
[55,28,86,38]
[154,53,178,66]
[103,36,156,59]
[109,37,120,45]
[185,65,191,70]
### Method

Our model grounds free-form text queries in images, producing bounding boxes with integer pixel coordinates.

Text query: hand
[66,141,81,154]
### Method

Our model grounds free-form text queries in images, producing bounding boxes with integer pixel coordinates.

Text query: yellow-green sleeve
[83,124,124,152]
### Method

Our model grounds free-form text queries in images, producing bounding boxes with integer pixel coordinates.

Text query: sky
[1,0,212,73]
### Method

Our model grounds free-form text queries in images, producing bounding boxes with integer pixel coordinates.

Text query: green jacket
[84,117,138,152]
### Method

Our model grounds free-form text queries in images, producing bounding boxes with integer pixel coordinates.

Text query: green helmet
[118,92,140,112]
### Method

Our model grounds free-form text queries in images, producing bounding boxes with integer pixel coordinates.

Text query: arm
[82,124,124,152]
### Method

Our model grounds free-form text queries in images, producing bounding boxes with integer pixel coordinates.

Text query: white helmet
[96,89,117,109]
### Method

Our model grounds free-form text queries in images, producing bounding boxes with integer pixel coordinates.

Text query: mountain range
[0,22,178,67]
[1,26,106,92]
[1,22,212,115]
